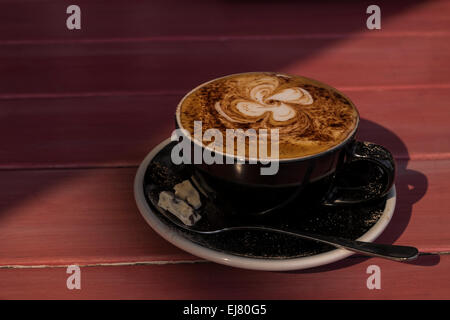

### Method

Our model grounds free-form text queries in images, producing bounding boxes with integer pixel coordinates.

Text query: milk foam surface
[178,72,358,159]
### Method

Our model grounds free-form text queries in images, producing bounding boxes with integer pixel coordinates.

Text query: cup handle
[322,141,396,206]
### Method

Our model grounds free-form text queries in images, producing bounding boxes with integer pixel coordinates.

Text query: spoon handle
[226,226,419,261]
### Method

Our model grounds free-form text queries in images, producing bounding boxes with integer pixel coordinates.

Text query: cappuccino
[177,72,358,160]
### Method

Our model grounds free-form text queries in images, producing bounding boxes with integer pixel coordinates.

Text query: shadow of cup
[286,118,430,273]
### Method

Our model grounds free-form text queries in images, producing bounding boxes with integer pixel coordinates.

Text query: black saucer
[143,141,388,259]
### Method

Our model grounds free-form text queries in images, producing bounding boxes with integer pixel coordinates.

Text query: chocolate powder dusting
[179,72,358,159]
[146,162,184,190]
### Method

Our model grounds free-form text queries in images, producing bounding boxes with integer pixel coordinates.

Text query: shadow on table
[287,118,431,274]
[286,253,439,275]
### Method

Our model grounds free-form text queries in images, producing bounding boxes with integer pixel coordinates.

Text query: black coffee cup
[174,73,395,207]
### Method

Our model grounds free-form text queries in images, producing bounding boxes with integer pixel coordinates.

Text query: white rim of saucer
[134,138,396,271]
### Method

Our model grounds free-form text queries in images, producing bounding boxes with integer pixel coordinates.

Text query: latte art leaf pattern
[215,76,313,124]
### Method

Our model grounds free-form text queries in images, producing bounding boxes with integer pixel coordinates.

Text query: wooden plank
[1,88,449,168]
[0,167,198,266]
[352,88,450,161]
[0,95,178,168]
[0,0,448,43]
[0,35,449,97]
[0,255,448,299]
[0,159,448,266]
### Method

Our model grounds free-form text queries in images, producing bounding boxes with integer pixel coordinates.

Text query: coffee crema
[177,72,358,159]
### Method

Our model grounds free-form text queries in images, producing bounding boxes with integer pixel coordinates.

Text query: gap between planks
[0,253,447,270]
[1,153,450,171]
[0,260,208,270]
[1,83,450,101]
[1,31,450,46]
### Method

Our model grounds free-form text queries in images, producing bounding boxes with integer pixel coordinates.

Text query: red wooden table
[1,0,449,299]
